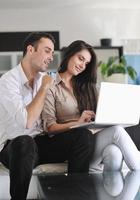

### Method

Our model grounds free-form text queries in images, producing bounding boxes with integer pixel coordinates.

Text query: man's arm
[26,74,53,128]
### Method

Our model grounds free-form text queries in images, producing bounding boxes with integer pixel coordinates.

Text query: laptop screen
[95,82,140,125]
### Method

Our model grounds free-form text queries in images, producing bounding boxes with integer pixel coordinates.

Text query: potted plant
[98,56,137,83]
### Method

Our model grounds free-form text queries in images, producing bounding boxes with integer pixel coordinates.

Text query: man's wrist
[39,86,49,92]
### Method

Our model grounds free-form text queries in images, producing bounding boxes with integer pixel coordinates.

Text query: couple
[0,32,140,200]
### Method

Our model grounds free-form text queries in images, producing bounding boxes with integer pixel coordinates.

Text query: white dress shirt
[0,64,43,152]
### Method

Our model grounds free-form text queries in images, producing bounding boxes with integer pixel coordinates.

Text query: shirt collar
[17,63,43,87]
[55,73,63,85]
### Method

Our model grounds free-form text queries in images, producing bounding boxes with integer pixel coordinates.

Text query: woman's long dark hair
[58,40,98,114]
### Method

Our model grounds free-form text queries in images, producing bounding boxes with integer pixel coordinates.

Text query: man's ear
[27,45,34,54]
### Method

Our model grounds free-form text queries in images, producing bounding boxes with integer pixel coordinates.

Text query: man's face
[30,37,54,72]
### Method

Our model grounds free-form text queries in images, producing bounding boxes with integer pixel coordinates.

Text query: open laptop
[70,82,140,129]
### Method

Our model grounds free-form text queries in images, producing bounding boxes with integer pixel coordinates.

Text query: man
[0,32,92,200]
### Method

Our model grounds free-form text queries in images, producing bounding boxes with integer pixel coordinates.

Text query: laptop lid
[95,82,140,126]
[70,82,140,129]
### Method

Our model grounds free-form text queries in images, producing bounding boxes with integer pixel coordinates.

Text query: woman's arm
[47,110,95,134]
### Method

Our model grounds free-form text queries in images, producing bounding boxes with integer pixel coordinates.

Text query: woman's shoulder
[46,78,60,95]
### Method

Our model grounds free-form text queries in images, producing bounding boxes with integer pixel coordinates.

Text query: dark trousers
[0,128,94,200]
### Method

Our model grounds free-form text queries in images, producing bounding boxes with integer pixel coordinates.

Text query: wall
[0,1,140,48]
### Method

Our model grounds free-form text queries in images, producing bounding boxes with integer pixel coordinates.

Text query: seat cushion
[0,162,68,175]
[33,163,68,175]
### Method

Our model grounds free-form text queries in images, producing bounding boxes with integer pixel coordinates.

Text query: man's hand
[41,74,54,90]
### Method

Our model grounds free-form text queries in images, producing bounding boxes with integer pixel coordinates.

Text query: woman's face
[67,49,91,76]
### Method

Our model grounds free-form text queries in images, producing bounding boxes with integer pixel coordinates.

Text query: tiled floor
[1,171,140,199]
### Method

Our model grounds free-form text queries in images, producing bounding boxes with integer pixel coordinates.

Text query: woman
[42,40,140,172]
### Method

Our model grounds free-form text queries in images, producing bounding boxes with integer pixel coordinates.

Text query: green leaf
[120,56,127,66]
[127,66,137,80]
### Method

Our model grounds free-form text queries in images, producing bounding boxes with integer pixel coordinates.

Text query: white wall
[0,1,140,48]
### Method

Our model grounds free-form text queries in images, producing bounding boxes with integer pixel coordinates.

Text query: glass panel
[0,55,11,71]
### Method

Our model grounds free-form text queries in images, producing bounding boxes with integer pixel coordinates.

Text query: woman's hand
[78,110,95,123]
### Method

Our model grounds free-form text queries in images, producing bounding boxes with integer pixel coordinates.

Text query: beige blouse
[42,73,80,131]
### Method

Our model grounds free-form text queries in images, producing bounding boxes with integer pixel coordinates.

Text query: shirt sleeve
[42,87,57,131]
[0,77,27,128]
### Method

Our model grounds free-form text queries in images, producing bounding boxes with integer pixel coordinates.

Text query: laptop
[70,82,140,129]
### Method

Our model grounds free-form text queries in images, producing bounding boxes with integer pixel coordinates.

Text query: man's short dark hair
[23,32,55,56]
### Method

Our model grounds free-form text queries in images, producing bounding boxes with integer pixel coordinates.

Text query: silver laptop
[70,82,140,129]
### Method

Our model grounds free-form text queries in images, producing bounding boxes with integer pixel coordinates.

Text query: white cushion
[33,163,68,175]
[0,162,68,175]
